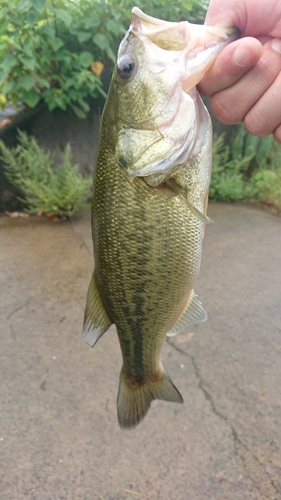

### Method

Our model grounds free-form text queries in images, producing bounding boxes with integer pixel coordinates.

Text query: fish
[83,7,236,429]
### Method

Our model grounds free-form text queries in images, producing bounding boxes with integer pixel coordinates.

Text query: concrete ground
[0,203,281,500]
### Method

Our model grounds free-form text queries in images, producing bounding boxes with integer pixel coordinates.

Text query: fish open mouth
[115,8,237,182]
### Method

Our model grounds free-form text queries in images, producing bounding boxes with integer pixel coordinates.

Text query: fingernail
[233,44,255,67]
[271,38,281,54]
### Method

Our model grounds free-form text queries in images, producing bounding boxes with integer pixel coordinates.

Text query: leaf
[40,25,55,37]
[27,11,40,25]
[84,16,100,30]
[20,57,38,71]
[0,93,7,105]
[0,55,17,74]
[30,0,46,14]
[50,7,72,27]
[0,8,8,19]
[72,105,86,119]
[36,76,50,88]
[79,51,93,68]
[93,33,110,51]
[22,89,40,107]
[21,45,34,59]
[91,61,104,76]
[17,0,32,11]
[106,19,123,34]
[105,45,116,63]
[77,32,92,43]
[47,36,64,52]
[80,100,90,112]
[0,18,9,32]
[18,74,34,91]
[2,80,17,94]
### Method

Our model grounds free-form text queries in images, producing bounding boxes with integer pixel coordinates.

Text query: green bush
[252,143,281,210]
[0,130,92,218]
[210,125,281,210]
[0,0,206,117]
[210,132,248,202]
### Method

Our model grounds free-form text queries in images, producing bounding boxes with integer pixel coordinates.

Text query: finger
[243,40,281,136]
[198,37,262,97]
[210,38,281,125]
[244,64,281,136]
[273,124,281,143]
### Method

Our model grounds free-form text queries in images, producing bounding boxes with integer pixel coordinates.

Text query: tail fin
[117,368,183,430]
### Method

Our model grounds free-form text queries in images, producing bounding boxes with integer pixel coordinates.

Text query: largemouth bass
[83,8,236,429]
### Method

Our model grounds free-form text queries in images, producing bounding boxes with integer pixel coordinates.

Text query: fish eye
[117,56,136,80]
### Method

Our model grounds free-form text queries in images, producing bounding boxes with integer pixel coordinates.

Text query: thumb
[198,37,263,97]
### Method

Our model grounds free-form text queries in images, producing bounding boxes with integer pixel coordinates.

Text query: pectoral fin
[166,178,213,223]
[167,289,207,337]
[185,197,213,224]
[82,272,112,347]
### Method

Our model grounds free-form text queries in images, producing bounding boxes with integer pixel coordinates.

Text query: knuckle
[211,94,243,124]
[244,116,269,136]
[256,52,281,83]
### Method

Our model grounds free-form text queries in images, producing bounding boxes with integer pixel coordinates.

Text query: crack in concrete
[6,300,30,319]
[70,220,93,257]
[80,240,93,256]
[167,338,281,499]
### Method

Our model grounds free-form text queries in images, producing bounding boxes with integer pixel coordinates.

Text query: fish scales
[83,7,237,429]
[94,151,202,374]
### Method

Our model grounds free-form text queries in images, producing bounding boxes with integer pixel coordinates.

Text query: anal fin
[82,272,112,347]
[167,289,207,337]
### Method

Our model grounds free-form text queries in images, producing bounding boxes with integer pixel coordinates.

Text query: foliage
[0,130,92,218]
[129,0,208,23]
[252,143,281,210]
[0,0,107,117]
[210,132,247,202]
[0,0,206,117]
[210,125,281,210]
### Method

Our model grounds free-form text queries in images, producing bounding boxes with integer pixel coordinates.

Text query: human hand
[198,0,281,142]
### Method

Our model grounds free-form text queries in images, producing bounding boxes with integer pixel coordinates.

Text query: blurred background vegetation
[0,0,280,216]
[0,0,207,117]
